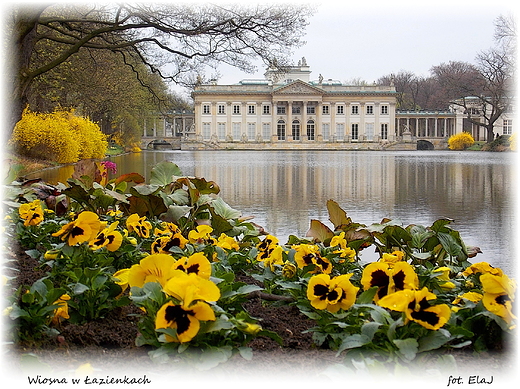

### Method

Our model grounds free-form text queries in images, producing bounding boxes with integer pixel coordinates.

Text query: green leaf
[162,205,191,223]
[257,329,284,346]
[393,338,418,362]
[131,184,161,197]
[170,189,190,205]
[92,275,108,290]
[417,329,451,352]
[361,321,381,341]
[430,218,454,233]
[356,287,378,304]
[150,161,183,186]
[196,346,232,371]
[30,279,49,298]
[337,334,371,354]
[72,283,90,295]
[211,197,242,219]
[235,284,263,295]
[238,347,253,361]
[437,232,464,258]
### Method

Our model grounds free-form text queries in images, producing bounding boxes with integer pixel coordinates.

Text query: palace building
[142,58,513,150]
[190,58,403,149]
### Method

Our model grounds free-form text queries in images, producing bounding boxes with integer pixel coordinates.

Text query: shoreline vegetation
[5,137,514,180]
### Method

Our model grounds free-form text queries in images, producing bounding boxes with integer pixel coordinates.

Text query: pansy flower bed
[2,160,516,372]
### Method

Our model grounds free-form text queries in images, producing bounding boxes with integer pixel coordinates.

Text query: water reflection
[28,150,515,273]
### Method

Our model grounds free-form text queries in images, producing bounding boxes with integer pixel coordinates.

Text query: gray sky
[215,0,515,85]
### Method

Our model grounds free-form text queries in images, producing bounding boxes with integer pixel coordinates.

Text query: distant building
[190,59,400,148]
[449,96,515,141]
[146,59,513,149]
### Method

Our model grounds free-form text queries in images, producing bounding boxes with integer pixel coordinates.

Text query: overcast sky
[214,0,515,85]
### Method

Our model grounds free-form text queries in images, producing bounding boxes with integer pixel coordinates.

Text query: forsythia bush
[448,132,475,150]
[10,108,108,163]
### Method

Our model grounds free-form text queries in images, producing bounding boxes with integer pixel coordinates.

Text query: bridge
[141,136,182,150]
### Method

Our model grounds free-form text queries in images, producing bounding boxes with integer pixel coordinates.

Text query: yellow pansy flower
[52,211,102,246]
[378,287,451,330]
[307,273,359,313]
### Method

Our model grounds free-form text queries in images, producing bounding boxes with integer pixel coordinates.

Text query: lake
[30,150,516,273]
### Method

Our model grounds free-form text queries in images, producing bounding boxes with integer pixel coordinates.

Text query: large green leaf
[212,197,241,219]
[437,232,464,258]
[149,161,183,186]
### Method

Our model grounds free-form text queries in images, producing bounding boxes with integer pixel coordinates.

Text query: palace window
[322,123,330,141]
[351,123,359,140]
[322,105,329,115]
[366,105,374,115]
[292,120,301,140]
[277,120,286,140]
[233,105,241,114]
[263,105,271,115]
[262,123,271,140]
[247,122,256,140]
[337,105,344,115]
[351,105,359,115]
[307,105,316,115]
[277,105,286,115]
[381,123,388,140]
[292,105,301,114]
[202,105,210,115]
[232,122,241,140]
[202,122,211,140]
[248,105,256,115]
[381,105,388,115]
[307,120,315,140]
[217,105,225,115]
[336,123,345,141]
[217,122,226,140]
[366,123,374,141]
[503,119,513,135]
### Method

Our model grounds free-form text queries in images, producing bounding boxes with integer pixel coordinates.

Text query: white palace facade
[141,58,513,150]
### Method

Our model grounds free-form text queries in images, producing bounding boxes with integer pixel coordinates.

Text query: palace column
[287,100,293,141]
[374,102,380,142]
[389,102,396,141]
[359,102,365,140]
[257,102,262,141]
[226,102,232,139]
[316,102,323,141]
[330,102,336,141]
[271,99,278,142]
[241,102,247,140]
[345,102,351,142]
[302,101,308,141]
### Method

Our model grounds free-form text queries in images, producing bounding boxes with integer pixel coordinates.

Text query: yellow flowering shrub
[448,132,475,150]
[10,108,108,163]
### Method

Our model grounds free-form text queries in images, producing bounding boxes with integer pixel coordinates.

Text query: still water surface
[33,150,516,273]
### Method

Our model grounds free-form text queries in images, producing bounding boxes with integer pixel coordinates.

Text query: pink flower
[101,161,117,174]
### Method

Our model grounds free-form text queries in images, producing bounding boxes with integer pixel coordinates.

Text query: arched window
[307,120,315,141]
[292,120,300,140]
[277,120,286,140]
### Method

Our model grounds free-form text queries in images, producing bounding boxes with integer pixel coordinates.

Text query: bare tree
[431,15,515,143]
[7,3,314,133]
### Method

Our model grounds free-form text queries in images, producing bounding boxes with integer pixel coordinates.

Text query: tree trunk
[486,124,496,143]
[8,7,47,133]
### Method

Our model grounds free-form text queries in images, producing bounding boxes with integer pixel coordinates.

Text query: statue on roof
[301,57,307,66]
